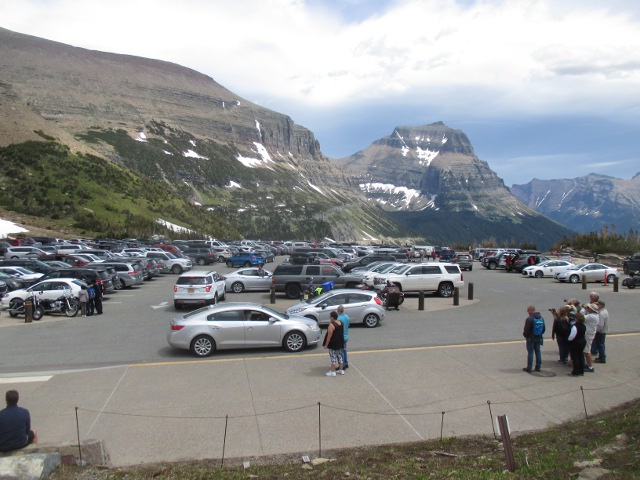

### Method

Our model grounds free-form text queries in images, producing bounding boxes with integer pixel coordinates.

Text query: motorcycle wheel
[65,301,79,317]
[32,306,45,321]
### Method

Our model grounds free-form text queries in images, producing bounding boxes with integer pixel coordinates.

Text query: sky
[1,0,639,186]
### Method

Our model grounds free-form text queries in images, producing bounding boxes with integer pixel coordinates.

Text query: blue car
[225,252,266,268]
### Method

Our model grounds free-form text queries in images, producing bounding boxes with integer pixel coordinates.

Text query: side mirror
[268,317,277,323]
[320,303,328,309]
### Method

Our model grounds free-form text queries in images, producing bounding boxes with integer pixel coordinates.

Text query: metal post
[497,415,516,472]
[613,276,618,293]
[318,402,322,458]
[221,415,228,466]
[468,282,474,300]
[75,407,83,466]
[418,291,424,311]
[270,285,276,304]
[453,287,459,306]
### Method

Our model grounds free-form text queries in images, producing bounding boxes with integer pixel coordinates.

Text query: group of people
[322,305,350,376]
[523,291,609,376]
[78,281,104,316]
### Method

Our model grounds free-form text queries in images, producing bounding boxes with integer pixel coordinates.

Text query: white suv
[373,263,464,297]
[173,270,226,309]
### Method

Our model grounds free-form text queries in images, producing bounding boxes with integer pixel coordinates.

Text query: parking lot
[0,257,638,466]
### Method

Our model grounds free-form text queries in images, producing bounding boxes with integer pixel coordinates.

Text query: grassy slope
[51,398,639,479]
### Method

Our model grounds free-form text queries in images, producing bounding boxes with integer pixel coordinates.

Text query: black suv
[182,247,217,266]
[272,264,366,299]
[342,255,397,273]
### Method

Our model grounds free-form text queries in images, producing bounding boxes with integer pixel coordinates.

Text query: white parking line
[0,376,52,384]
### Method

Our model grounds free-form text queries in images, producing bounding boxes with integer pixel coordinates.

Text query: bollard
[24,299,33,323]
[582,275,587,290]
[453,287,459,306]
[270,285,276,304]
[418,290,424,311]
[468,282,474,300]
[613,276,618,293]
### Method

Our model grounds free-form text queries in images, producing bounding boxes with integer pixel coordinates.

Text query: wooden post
[613,276,619,293]
[453,287,459,306]
[418,291,424,311]
[497,415,516,472]
[468,282,474,300]
[270,285,276,304]
[582,275,587,289]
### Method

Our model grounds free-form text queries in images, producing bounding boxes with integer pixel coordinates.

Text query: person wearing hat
[567,312,587,376]
[582,303,600,372]
[592,300,609,363]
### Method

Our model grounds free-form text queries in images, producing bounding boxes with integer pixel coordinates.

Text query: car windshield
[13,267,35,275]
[71,279,86,288]
[165,253,177,259]
[392,264,411,274]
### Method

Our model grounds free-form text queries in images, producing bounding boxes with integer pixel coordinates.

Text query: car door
[243,309,282,346]
[314,293,349,325]
[344,292,375,323]
[31,280,68,301]
[206,310,245,348]
[585,264,606,282]
[212,272,225,297]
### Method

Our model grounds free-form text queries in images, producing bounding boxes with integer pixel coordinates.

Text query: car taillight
[272,277,276,284]
[131,270,139,274]
[171,324,184,331]
[374,297,382,305]
[173,285,178,292]
[204,286,212,292]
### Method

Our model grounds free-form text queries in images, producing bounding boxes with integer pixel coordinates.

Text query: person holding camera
[551,306,571,365]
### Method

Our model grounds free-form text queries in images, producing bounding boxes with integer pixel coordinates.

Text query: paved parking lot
[0,258,638,466]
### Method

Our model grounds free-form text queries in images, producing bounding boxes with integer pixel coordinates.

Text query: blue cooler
[321,281,334,292]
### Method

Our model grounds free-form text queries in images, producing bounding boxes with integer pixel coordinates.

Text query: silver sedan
[554,263,620,283]
[285,289,386,328]
[223,267,273,293]
[167,302,322,357]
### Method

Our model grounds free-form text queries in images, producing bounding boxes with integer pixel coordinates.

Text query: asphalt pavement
[0,260,638,466]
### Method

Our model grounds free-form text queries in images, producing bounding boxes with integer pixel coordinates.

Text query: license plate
[188,288,194,293]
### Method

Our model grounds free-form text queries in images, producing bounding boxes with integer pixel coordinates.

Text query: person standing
[78,285,89,317]
[582,303,599,372]
[0,390,37,452]
[522,305,545,373]
[337,305,350,369]
[86,283,96,316]
[593,300,609,363]
[551,306,571,365]
[323,311,344,377]
[93,281,104,315]
[568,313,587,376]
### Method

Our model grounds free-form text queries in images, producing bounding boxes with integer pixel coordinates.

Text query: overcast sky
[1,0,639,186]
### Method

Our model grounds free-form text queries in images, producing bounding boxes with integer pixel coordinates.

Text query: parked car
[37,267,115,293]
[182,247,218,266]
[173,270,226,309]
[0,266,44,284]
[285,289,385,328]
[554,263,620,284]
[373,263,464,297]
[342,255,397,273]
[511,253,548,273]
[144,251,192,274]
[0,271,27,291]
[167,302,322,357]
[0,259,55,275]
[224,267,273,293]
[98,262,144,289]
[522,260,574,278]
[2,278,86,316]
[272,263,366,299]
[226,252,266,268]
[3,246,48,259]
[452,254,473,271]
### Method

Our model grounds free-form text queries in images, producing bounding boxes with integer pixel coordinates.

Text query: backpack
[532,316,545,337]
[88,286,96,299]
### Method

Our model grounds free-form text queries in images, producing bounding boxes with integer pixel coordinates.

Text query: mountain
[0,27,404,241]
[335,123,575,248]
[511,173,640,233]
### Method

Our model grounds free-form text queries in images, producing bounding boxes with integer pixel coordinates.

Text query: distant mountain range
[1,26,631,246]
[511,173,640,233]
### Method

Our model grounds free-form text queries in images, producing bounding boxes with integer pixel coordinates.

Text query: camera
[548,308,557,316]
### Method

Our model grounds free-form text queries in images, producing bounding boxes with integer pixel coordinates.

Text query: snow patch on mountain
[183,149,208,160]
[157,218,193,233]
[134,132,147,142]
[226,181,241,189]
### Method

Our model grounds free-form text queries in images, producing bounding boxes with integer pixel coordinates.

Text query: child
[78,285,89,317]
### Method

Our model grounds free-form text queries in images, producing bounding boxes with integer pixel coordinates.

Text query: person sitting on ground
[0,390,37,452]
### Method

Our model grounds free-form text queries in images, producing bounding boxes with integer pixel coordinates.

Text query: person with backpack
[92,281,104,315]
[86,283,96,316]
[523,305,545,373]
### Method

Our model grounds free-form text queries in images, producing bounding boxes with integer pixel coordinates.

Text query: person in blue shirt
[337,305,350,369]
[0,390,37,452]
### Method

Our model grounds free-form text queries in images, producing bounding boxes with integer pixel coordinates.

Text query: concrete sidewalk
[2,333,639,466]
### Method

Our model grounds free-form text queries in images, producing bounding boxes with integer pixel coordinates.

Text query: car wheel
[607,274,616,284]
[285,283,302,299]
[197,258,206,266]
[534,270,543,278]
[569,274,580,284]
[244,261,251,267]
[438,282,454,297]
[231,282,244,293]
[171,265,183,274]
[468,266,473,271]
[190,335,215,357]
[174,301,181,310]
[488,262,497,270]
[11,256,19,259]
[226,261,233,268]
[120,278,128,289]
[283,331,306,352]
[8,298,23,318]
[628,283,636,289]
[363,313,380,328]
[218,256,225,262]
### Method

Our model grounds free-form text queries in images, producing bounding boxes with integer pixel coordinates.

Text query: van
[412,245,434,257]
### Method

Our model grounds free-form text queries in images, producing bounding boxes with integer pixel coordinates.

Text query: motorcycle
[357,283,405,307]
[622,270,640,289]
[32,290,79,320]
[302,278,324,300]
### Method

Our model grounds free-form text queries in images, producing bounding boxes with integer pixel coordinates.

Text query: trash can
[386,286,401,310]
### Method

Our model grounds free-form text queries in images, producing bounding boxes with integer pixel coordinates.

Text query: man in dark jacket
[523,305,545,373]
[0,390,37,452]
